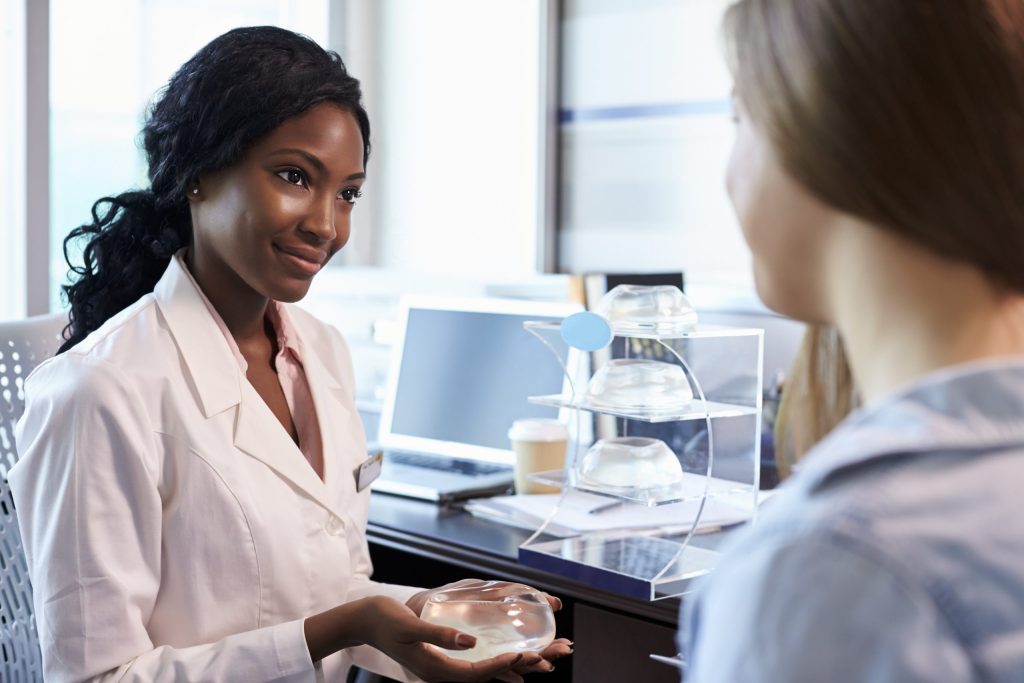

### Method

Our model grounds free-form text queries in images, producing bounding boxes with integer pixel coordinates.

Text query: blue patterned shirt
[681,360,1024,682]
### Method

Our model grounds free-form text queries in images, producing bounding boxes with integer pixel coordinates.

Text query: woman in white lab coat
[10,26,569,683]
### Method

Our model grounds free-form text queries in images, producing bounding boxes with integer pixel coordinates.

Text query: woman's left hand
[508,638,573,679]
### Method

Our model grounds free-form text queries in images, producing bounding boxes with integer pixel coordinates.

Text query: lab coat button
[325,515,345,536]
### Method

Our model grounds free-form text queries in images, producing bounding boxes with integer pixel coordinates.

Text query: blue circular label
[560,312,613,351]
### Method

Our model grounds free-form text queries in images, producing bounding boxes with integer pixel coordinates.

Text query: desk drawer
[573,603,680,683]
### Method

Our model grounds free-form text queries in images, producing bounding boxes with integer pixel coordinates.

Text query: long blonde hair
[773,326,857,479]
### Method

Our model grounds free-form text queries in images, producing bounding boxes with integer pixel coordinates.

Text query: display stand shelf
[519,533,720,600]
[527,394,757,423]
[524,320,764,340]
[526,470,754,507]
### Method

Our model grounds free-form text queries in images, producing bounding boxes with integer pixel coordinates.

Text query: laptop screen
[380,298,581,463]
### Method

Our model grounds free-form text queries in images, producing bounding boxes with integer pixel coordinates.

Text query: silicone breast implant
[586,358,693,413]
[596,284,698,337]
[578,436,683,490]
[421,581,556,662]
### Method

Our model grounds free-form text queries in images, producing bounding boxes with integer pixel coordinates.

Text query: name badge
[355,451,383,492]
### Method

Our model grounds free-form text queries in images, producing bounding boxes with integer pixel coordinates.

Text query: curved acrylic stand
[518,321,728,601]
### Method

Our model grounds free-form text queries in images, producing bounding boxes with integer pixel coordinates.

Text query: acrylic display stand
[517,319,764,601]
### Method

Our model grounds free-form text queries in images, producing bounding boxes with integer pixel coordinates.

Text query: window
[349,0,547,278]
[558,0,749,285]
[48,0,330,311]
[1,0,26,321]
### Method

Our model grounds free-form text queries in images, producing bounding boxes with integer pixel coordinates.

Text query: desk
[367,493,697,683]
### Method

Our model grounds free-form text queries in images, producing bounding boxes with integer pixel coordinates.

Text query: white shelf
[527,394,757,423]
[527,470,755,507]
[523,320,763,340]
[519,533,721,600]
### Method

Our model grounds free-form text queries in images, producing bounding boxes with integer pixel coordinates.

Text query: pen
[587,499,625,515]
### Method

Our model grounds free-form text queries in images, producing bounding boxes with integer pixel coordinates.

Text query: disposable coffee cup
[507,419,569,494]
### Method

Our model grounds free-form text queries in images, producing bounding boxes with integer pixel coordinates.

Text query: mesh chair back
[1,313,66,683]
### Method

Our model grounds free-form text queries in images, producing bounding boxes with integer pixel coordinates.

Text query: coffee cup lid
[508,418,569,442]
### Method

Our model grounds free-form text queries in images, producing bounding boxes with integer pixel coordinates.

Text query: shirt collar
[796,358,1024,492]
[265,299,304,362]
[174,251,304,370]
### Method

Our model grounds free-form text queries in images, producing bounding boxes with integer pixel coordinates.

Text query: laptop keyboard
[388,451,509,477]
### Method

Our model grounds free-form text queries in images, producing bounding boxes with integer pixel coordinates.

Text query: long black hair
[58,26,370,353]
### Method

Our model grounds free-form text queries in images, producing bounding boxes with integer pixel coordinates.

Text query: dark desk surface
[366,492,694,626]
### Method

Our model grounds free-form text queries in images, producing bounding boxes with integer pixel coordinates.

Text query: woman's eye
[277,169,306,187]
[339,187,363,204]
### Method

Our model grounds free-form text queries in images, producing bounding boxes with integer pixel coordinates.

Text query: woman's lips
[273,244,326,276]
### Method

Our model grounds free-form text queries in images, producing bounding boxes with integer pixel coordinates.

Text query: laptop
[371,295,584,503]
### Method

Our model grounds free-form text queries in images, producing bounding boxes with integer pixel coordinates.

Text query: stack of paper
[465,490,751,538]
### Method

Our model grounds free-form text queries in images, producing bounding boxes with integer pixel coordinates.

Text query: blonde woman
[682,1,1024,681]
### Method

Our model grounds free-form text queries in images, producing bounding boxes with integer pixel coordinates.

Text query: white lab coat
[10,256,422,682]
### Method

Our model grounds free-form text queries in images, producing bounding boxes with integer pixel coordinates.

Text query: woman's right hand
[306,595,542,683]
[362,595,541,682]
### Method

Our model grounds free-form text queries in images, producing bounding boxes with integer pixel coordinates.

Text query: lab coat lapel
[233,384,344,518]
[154,255,242,418]
[154,255,344,519]
[298,339,352,496]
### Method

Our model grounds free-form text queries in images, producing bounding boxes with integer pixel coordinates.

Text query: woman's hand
[510,638,573,677]
[405,579,573,677]
[359,595,544,682]
[307,595,535,681]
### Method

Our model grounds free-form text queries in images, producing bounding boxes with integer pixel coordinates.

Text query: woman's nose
[302,195,337,242]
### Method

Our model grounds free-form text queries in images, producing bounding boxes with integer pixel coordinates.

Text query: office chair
[1,312,66,683]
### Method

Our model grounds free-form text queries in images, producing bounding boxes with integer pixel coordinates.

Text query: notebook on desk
[371,295,584,503]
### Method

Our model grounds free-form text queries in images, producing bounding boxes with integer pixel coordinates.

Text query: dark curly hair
[58,26,370,353]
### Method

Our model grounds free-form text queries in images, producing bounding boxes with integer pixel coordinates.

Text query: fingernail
[456,634,475,648]
[545,662,555,672]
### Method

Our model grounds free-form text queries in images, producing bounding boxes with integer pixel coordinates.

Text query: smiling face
[188,102,365,304]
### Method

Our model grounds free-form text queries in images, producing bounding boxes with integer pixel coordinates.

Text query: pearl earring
[191,188,199,195]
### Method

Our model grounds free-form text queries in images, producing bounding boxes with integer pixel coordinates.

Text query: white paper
[466,489,751,536]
